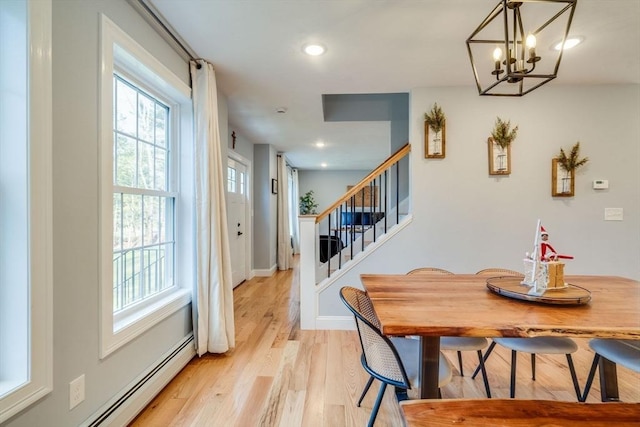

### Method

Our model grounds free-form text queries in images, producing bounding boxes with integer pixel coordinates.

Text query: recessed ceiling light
[303,43,326,56]
[320,162,328,168]
[553,36,584,51]
[315,141,325,148]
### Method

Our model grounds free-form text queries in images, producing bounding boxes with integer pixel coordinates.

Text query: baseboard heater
[82,334,195,427]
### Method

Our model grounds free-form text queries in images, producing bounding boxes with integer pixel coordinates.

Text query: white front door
[227,158,248,288]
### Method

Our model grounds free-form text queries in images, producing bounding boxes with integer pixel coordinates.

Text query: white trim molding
[98,14,193,358]
[315,316,355,331]
[0,0,53,422]
[253,265,277,277]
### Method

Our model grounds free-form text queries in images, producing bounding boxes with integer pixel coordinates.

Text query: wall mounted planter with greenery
[552,142,588,197]
[488,117,518,175]
[424,103,446,158]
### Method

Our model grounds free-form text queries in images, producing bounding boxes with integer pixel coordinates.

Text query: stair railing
[314,143,411,280]
[299,143,411,329]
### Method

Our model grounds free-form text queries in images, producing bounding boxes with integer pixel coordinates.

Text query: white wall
[253,144,278,272]
[5,2,195,425]
[319,84,640,316]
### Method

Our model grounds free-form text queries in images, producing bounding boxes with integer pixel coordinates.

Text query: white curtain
[277,155,293,270]
[289,168,300,254]
[191,60,235,355]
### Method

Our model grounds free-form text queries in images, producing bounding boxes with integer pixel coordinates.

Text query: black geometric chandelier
[466,0,577,96]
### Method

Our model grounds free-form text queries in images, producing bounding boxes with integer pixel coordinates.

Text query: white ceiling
[149,0,640,170]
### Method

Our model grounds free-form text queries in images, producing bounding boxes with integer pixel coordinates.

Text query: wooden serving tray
[486,276,592,305]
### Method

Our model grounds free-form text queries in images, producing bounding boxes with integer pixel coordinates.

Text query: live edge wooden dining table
[360,274,640,400]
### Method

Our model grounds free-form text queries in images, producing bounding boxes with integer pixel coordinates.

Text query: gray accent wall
[253,144,277,271]
[5,1,195,426]
[322,93,410,204]
[319,84,640,316]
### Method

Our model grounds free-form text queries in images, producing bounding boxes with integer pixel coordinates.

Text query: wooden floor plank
[258,340,300,427]
[277,390,306,427]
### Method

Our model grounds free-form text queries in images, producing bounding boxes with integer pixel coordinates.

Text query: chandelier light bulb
[526,34,537,49]
[493,47,503,61]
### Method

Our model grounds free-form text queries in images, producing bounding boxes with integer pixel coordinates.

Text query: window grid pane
[112,193,176,311]
[113,74,175,312]
[113,76,170,189]
[227,166,236,193]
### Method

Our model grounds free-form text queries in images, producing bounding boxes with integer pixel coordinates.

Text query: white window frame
[99,15,193,358]
[111,73,177,316]
[0,0,53,422]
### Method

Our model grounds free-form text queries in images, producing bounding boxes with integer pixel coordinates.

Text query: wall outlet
[69,374,85,410]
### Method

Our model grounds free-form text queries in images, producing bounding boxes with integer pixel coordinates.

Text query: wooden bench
[399,399,640,426]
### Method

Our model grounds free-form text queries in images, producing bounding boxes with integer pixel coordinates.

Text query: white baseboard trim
[81,334,195,427]
[315,315,355,330]
[253,264,277,277]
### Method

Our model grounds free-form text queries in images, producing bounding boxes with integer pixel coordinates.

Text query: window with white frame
[112,74,175,312]
[100,15,193,358]
[0,0,53,422]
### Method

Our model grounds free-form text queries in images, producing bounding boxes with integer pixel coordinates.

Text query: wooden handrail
[316,143,411,223]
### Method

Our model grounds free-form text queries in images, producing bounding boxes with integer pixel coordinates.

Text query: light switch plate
[604,208,623,221]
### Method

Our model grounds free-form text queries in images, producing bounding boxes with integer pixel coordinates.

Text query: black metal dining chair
[339,286,452,427]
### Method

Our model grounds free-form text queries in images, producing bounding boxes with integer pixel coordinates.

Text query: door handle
[237,231,243,236]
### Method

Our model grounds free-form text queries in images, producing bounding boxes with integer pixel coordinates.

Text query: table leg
[419,337,441,399]
[598,357,620,402]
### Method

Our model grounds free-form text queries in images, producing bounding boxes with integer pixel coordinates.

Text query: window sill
[101,288,191,359]
[0,381,51,424]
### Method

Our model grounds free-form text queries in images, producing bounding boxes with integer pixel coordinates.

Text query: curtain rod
[191,58,214,69]
[127,0,200,62]
[277,154,294,168]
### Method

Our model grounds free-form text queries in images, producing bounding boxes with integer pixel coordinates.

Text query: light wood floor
[130,257,639,426]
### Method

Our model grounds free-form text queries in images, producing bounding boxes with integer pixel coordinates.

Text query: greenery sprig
[558,142,588,172]
[490,117,518,149]
[299,190,318,215]
[424,103,446,134]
